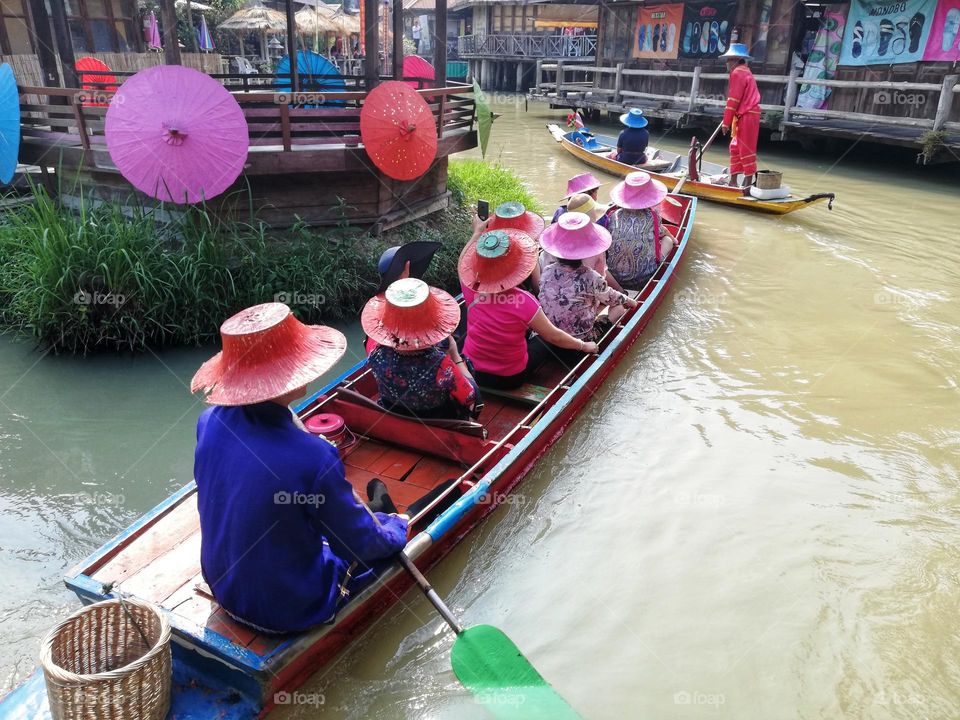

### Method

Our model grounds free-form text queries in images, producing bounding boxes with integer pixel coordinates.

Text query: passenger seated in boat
[362,278,480,420]
[190,303,411,634]
[551,172,603,224]
[376,240,441,294]
[613,109,650,166]
[607,171,678,291]
[538,212,637,346]
[459,225,598,390]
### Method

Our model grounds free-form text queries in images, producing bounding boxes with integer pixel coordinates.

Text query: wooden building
[10,0,479,227]
[532,0,960,162]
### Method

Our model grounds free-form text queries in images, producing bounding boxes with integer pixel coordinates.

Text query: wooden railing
[17,81,476,171]
[534,62,960,133]
[458,33,596,59]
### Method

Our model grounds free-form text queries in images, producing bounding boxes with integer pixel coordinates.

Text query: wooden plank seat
[479,382,553,407]
[332,386,487,437]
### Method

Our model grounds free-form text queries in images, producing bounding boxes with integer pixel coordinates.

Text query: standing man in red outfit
[720,43,761,190]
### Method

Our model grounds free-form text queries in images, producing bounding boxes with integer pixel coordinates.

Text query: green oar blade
[451,625,581,719]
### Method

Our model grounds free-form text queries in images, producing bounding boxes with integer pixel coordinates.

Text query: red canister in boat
[304,413,357,455]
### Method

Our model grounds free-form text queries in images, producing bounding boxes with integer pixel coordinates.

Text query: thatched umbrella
[219,0,287,60]
[296,4,360,55]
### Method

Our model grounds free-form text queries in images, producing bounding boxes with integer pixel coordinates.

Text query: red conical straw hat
[486,201,546,240]
[191,303,347,406]
[362,278,460,350]
[458,228,538,294]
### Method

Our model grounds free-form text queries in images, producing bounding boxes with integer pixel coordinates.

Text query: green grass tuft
[447,159,543,214]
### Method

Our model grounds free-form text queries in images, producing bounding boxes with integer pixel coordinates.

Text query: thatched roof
[296,4,360,35]
[219,0,287,32]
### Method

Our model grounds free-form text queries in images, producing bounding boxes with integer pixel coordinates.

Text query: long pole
[286,0,299,92]
[185,0,198,52]
[673,122,722,195]
[159,0,181,64]
[363,0,380,90]
[392,0,404,79]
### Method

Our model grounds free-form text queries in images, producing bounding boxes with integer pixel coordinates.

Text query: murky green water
[2,97,960,719]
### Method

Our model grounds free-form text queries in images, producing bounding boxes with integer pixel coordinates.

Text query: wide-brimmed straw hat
[191,303,347,406]
[376,240,441,294]
[563,172,602,199]
[362,278,460,350]
[566,192,609,223]
[619,108,649,129]
[610,171,668,210]
[540,211,612,261]
[721,43,752,60]
[458,228,538,293]
[486,201,545,240]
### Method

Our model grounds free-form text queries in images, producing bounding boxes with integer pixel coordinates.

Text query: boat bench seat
[333,387,486,436]
[479,383,552,407]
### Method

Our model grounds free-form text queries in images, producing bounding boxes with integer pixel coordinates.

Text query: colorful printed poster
[798,10,847,108]
[922,0,960,60]
[633,4,684,59]
[839,0,936,65]
[677,1,738,59]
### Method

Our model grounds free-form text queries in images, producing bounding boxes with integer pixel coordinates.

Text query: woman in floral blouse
[362,278,480,420]
[538,212,638,342]
[607,171,677,290]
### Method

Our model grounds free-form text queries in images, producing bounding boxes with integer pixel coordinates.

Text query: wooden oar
[672,121,724,196]
[398,552,581,719]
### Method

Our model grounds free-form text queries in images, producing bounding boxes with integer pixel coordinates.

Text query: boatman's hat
[721,43,752,60]
[619,108,649,128]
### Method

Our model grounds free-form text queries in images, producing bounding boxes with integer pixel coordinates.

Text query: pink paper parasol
[105,65,249,204]
[146,11,162,50]
[402,55,435,89]
[360,80,437,181]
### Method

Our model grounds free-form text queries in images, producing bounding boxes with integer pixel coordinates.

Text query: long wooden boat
[548,123,835,216]
[0,194,697,719]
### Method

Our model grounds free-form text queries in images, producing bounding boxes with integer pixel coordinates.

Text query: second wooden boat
[548,123,835,216]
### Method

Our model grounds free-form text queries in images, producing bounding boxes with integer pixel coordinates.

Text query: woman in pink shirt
[459,221,598,390]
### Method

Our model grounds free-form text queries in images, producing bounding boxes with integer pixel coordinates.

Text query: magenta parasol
[105,65,249,204]
[360,80,437,181]
[146,11,162,50]
[402,55,435,89]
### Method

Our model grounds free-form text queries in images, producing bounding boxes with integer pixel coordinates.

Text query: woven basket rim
[39,597,171,685]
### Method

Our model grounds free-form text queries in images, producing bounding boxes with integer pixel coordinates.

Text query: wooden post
[48,1,77,87]
[25,0,62,87]
[688,65,701,112]
[481,58,490,90]
[613,61,624,105]
[286,0,299,92]
[933,74,958,131]
[364,0,380,90]
[535,59,543,90]
[557,60,565,98]
[782,66,800,128]
[516,61,523,92]
[392,0,404,80]
[435,0,448,86]
[159,0,181,65]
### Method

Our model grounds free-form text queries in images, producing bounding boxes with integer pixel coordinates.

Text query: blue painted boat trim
[426,196,697,541]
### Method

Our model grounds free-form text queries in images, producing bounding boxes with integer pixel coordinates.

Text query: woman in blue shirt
[616,108,650,166]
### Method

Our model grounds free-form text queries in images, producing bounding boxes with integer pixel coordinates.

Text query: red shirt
[461,285,540,376]
[723,65,761,127]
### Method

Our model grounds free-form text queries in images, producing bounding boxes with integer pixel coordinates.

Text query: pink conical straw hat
[610,171,668,210]
[563,172,602,199]
[540,211,612,261]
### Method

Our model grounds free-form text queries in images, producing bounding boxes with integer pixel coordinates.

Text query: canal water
[2,97,959,719]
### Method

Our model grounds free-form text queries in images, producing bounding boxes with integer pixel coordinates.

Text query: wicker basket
[755,170,783,189]
[40,598,172,720]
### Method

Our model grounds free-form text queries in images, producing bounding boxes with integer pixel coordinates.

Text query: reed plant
[0,159,531,353]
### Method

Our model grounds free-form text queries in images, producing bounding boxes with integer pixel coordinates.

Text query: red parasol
[75,57,117,107]
[105,65,249,204]
[402,55,435,89]
[360,80,437,181]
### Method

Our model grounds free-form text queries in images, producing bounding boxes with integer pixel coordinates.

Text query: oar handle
[398,552,464,635]
[671,121,724,196]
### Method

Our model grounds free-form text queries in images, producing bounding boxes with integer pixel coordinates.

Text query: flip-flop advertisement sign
[921,0,960,60]
[634,4,684,59]
[839,0,936,64]
[677,1,738,59]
